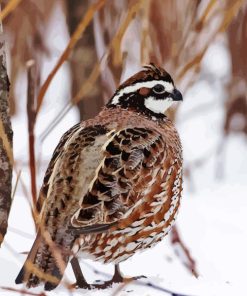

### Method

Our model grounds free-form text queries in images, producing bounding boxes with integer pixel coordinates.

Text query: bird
[15,63,183,291]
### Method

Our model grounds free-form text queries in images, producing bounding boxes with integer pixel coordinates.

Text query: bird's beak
[171,88,183,101]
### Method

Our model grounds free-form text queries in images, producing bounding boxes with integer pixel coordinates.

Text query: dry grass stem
[178,0,244,81]
[140,0,151,63]
[219,0,244,32]
[111,0,144,67]
[8,226,33,239]
[41,1,144,140]
[1,286,46,296]
[171,226,199,278]
[36,0,106,115]
[0,0,23,21]
[11,169,21,200]
[196,0,217,30]
[26,60,38,208]
[111,276,192,296]
[13,165,37,227]
[40,103,72,143]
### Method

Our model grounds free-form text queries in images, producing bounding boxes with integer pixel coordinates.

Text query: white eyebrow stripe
[111,80,174,105]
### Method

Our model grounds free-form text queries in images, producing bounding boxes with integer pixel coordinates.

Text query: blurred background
[0,0,247,295]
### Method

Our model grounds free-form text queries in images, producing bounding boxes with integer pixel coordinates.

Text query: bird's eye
[153,84,165,94]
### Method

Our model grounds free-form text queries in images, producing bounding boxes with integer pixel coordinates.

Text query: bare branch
[177,0,244,80]
[1,286,46,296]
[0,5,13,247]
[40,0,144,141]
[36,0,106,116]
[26,60,37,208]
[171,226,199,278]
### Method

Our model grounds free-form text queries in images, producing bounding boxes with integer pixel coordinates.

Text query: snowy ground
[0,5,247,296]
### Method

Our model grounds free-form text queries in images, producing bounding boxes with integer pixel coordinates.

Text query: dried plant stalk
[111,0,143,67]
[40,1,144,140]
[195,0,217,30]
[0,0,23,21]
[171,226,198,277]
[1,286,47,296]
[74,1,143,102]
[26,60,37,208]
[0,6,13,247]
[36,0,106,115]
[5,0,54,115]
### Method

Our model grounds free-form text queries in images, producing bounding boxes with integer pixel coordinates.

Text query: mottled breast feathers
[36,112,174,237]
[71,126,166,233]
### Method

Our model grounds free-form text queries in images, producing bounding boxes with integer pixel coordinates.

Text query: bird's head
[107,63,183,120]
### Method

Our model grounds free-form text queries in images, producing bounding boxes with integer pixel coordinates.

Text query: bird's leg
[111,264,124,283]
[70,257,91,289]
[91,264,146,289]
[111,264,147,283]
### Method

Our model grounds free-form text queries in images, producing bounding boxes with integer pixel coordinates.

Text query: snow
[1,6,247,296]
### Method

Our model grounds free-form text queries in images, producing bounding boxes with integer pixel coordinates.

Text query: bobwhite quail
[16,64,183,290]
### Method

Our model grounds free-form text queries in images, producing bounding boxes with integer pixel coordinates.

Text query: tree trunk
[66,0,104,120]
[0,7,13,246]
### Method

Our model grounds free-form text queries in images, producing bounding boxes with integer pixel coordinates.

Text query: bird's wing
[16,124,110,290]
[38,124,110,228]
[36,123,81,213]
[70,126,169,234]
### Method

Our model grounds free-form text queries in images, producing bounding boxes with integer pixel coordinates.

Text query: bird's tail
[15,230,72,291]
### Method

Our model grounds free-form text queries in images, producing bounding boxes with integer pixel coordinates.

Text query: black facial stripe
[107,92,166,120]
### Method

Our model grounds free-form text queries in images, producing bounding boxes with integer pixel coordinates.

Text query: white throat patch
[144,96,174,114]
[111,80,174,105]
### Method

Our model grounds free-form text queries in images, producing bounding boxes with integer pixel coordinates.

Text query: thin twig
[8,226,33,239]
[177,0,244,80]
[40,0,143,141]
[171,226,199,278]
[26,60,38,208]
[11,169,21,200]
[0,0,23,21]
[114,279,194,296]
[135,281,194,296]
[13,165,33,212]
[40,103,71,143]
[0,286,46,296]
[35,0,106,116]
[111,0,144,67]
[195,0,217,31]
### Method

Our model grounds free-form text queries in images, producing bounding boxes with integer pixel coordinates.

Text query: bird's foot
[70,257,92,289]
[91,274,147,289]
[70,261,146,290]
[91,264,147,289]
[69,281,92,290]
